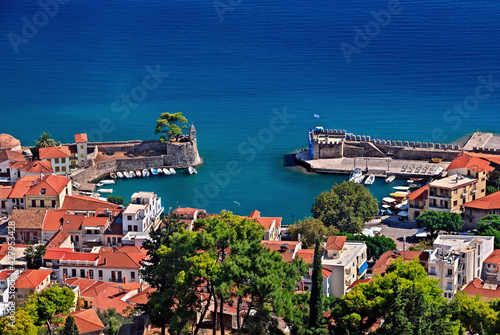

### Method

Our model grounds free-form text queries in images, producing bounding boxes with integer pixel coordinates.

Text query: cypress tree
[61,315,80,335]
[308,238,324,328]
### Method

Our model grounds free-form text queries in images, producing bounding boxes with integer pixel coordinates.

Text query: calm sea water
[1,0,500,221]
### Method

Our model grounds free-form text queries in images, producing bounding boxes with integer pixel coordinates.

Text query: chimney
[87,271,90,280]
[124,276,127,284]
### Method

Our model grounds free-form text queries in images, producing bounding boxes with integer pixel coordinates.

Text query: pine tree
[308,238,324,329]
[61,315,79,335]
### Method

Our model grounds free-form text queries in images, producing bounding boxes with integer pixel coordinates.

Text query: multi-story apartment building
[462,191,500,229]
[321,236,368,298]
[122,192,163,233]
[25,174,72,210]
[427,235,494,299]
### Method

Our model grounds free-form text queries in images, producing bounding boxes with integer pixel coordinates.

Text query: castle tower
[74,133,88,168]
[188,124,197,142]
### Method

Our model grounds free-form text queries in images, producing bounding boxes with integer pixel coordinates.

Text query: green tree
[24,244,47,270]
[449,291,499,334]
[340,233,396,261]
[486,185,498,195]
[154,112,188,143]
[34,132,57,149]
[476,214,500,232]
[308,239,324,330]
[97,308,130,335]
[416,211,464,237]
[311,181,378,233]
[329,259,460,334]
[487,170,500,189]
[35,285,75,323]
[61,315,79,335]
[0,309,38,335]
[288,218,338,249]
[106,195,124,205]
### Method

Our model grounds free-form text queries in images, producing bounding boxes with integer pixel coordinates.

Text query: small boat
[349,168,364,184]
[110,173,117,179]
[385,175,395,183]
[100,180,115,185]
[157,168,163,174]
[98,188,113,193]
[136,170,142,177]
[96,182,103,187]
[169,168,176,175]
[364,175,375,185]
[117,172,124,178]
[142,169,149,177]
[381,204,391,209]
[129,171,136,178]
[382,197,396,203]
[123,171,130,178]
[151,168,158,176]
[188,166,197,175]
[164,168,171,175]
[431,158,443,163]
[393,186,410,191]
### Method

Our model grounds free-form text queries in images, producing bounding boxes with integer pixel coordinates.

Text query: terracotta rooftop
[45,229,72,249]
[74,133,88,143]
[10,208,47,229]
[25,174,70,196]
[484,249,500,265]
[465,152,500,166]
[61,214,85,231]
[408,185,428,201]
[127,286,155,305]
[91,283,142,316]
[97,251,145,269]
[0,149,25,163]
[39,145,70,159]
[446,153,495,173]
[0,134,21,150]
[65,277,112,299]
[9,160,53,174]
[462,190,500,210]
[71,308,105,334]
[347,277,373,290]
[462,278,500,299]
[325,236,347,251]
[371,250,428,275]
[8,175,39,198]
[42,210,66,231]
[0,270,14,280]
[61,195,120,211]
[173,207,203,216]
[43,248,74,261]
[247,210,282,230]
[295,249,315,264]
[0,185,13,199]
[82,216,109,227]
[15,269,52,289]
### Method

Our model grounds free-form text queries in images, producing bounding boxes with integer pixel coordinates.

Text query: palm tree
[35,132,57,148]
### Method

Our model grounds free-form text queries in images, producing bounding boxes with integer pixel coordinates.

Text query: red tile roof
[25,174,70,196]
[295,249,315,264]
[91,284,140,316]
[347,278,373,290]
[465,152,500,166]
[247,210,282,230]
[39,146,70,159]
[462,191,500,210]
[9,175,39,198]
[9,160,53,174]
[173,207,202,216]
[10,208,47,229]
[65,278,112,299]
[61,251,99,262]
[0,270,14,280]
[15,269,52,289]
[484,249,500,265]
[0,149,25,163]
[71,308,105,334]
[42,210,66,231]
[97,251,144,269]
[43,248,74,261]
[61,215,85,231]
[249,210,260,219]
[408,185,428,201]
[0,185,13,199]
[322,267,332,278]
[127,286,155,305]
[74,133,88,143]
[371,250,428,275]
[45,229,72,249]
[446,153,494,173]
[61,195,120,211]
[325,236,347,251]
[82,216,109,227]
[462,278,500,299]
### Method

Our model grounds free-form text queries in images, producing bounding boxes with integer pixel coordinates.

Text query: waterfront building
[461,191,500,229]
[39,145,71,175]
[248,210,282,241]
[427,235,494,299]
[25,174,72,210]
[321,236,368,298]
[72,133,89,168]
[122,192,163,233]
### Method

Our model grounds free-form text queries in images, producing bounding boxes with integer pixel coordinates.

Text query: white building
[39,145,71,175]
[122,192,163,233]
[427,235,494,299]
[321,236,368,298]
[0,270,19,315]
[0,150,26,185]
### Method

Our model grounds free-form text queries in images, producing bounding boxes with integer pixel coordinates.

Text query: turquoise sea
[2,0,500,222]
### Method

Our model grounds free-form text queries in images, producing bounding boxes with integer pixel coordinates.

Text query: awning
[383,197,396,203]
[358,261,368,275]
[398,211,409,217]
[382,204,391,209]
[390,191,409,198]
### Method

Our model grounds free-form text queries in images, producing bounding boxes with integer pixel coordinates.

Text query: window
[430,267,436,275]
[131,272,135,280]
[72,269,76,277]
[31,200,36,207]
[81,153,84,158]
[446,282,452,290]
[55,166,60,172]
[98,270,103,278]
[61,158,66,163]
[128,225,132,231]
[453,200,457,207]
[447,269,452,277]
[134,225,138,232]
[75,235,79,242]
[40,188,46,195]
[52,200,56,207]
[62,166,66,172]
[117,237,121,243]
[40,200,45,207]
[80,145,84,149]
[80,269,85,278]
[89,270,94,279]
[127,215,132,220]
[55,158,59,164]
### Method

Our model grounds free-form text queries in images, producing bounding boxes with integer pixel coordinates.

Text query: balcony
[428,205,451,212]
[429,192,450,199]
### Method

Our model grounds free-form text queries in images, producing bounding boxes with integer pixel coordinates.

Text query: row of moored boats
[348,168,378,185]
[109,166,197,179]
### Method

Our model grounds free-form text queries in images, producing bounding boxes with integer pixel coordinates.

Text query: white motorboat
[100,180,115,185]
[385,175,395,183]
[164,168,171,175]
[151,168,158,176]
[157,168,163,174]
[96,182,103,187]
[393,186,410,191]
[136,170,142,177]
[110,173,117,179]
[123,171,130,178]
[98,188,113,193]
[129,171,136,178]
[169,168,176,175]
[188,166,197,175]
[349,168,364,183]
[364,175,375,185]
[142,169,149,177]
[117,172,124,178]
